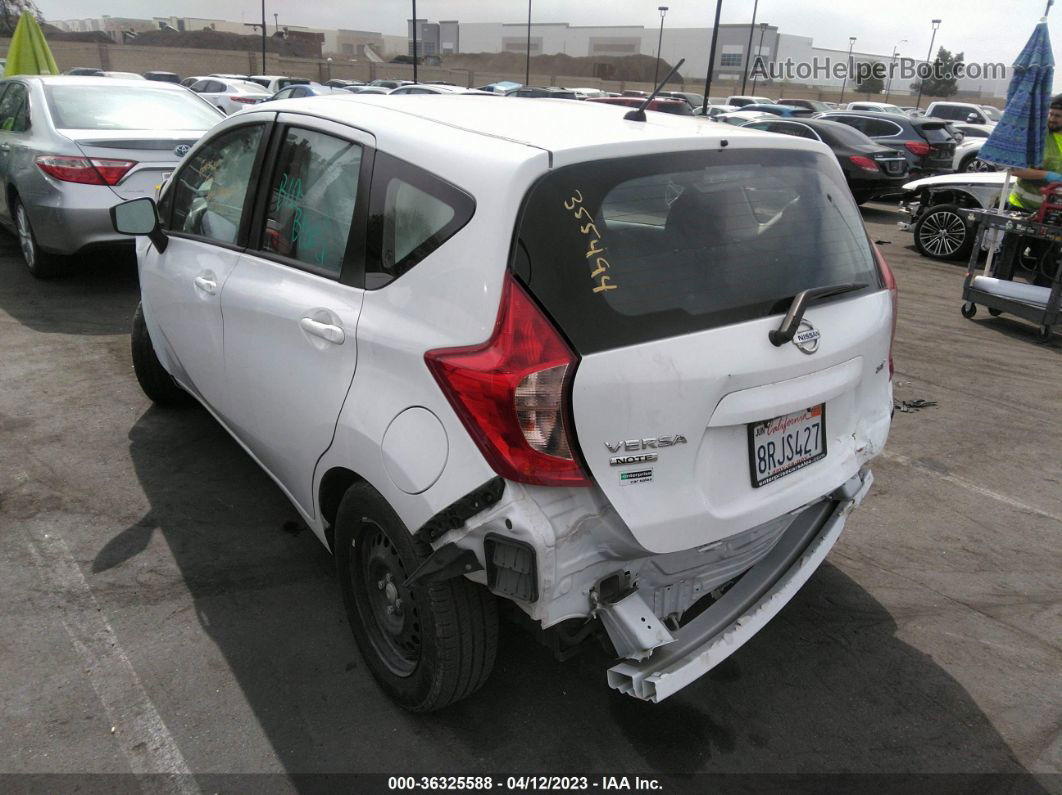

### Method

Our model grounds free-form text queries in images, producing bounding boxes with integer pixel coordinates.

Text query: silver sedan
[0,75,224,278]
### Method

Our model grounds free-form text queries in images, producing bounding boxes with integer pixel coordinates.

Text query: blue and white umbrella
[978,20,1054,168]
[978,14,1054,274]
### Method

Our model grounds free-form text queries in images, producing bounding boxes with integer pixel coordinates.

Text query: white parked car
[925,101,1002,126]
[111,95,896,710]
[845,101,907,114]
[388,83,495,96]
[726,94,773,107]
[246,74,311,93]
[188,77,272,114]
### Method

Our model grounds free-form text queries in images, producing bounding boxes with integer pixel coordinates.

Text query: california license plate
[748,405,827,488]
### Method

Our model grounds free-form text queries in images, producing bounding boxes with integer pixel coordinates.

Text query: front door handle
[193,276,217,295]
[300,317,345,344]
[0,143,10,152]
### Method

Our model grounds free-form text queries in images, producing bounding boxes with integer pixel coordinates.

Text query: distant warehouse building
[410,18,1010,99]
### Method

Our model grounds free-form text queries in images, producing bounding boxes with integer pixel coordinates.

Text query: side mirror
[110,197,167,253]
[966,112,981,123]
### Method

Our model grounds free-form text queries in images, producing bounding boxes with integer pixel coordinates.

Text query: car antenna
[625,58,686,122]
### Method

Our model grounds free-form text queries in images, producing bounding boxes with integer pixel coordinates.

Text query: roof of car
[14,75,189,90]
[258,94,805,161]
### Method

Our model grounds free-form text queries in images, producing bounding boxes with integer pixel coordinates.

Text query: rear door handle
[193,276,217,295]
[300,317,345,345]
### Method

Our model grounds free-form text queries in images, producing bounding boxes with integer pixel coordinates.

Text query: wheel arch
[318,466,367,553]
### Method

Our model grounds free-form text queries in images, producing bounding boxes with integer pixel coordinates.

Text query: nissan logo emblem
[173,144,191,158]
[793,320,821,354]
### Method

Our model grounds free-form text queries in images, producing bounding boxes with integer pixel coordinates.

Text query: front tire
[335,482,498,712]
[914,203,975,261]
[14,198,64,279]
[131,302,190,405]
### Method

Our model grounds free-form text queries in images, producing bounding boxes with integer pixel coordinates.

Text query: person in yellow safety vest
[1008,94,1062,212]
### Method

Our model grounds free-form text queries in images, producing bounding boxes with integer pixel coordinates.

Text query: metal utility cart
[961,207,1062,342]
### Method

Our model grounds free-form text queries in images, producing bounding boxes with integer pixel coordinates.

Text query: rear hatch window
[915,122,957,156]
[514,148,880,354]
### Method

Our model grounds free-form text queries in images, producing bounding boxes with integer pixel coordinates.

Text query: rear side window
[364,153,475,289]
[929,105,962,120]
[0,83,29,133]
[259,127,363,277]
[862,119,903,137]
[514,148,879,354]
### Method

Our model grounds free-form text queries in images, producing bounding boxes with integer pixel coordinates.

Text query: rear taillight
[905,140,931,157]
[873,243,898,379]
[230,96,259,104]
[425,273,591,487]
[36,155,136,186]
[849,155,880,172]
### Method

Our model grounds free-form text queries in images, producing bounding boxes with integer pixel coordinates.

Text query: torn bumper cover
[607,468,873,703]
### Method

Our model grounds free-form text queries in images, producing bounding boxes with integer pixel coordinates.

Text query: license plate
[748,405,827,488]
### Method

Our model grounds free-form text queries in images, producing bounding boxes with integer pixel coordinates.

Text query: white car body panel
[902,170,1007,191]
[135,95,894,701]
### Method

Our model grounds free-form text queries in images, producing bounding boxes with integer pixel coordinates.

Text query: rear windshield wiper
[768,282,867,347]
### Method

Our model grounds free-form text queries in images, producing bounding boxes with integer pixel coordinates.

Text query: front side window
[169,124,264,244]
[365,153,475,288]
[0,83,29,133]
[260,127,363,277]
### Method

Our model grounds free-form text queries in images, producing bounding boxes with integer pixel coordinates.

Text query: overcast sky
[33,0,1061,69]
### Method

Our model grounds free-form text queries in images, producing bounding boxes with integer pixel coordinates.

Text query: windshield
[980,106,1002,121]
[46,85,222,130]
[514,148,879,353]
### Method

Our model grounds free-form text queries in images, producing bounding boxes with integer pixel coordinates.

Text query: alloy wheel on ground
[15,203,36,270]
[917,209,969,259]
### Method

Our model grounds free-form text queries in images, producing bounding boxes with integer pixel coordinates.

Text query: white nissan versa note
[111,94,896,711]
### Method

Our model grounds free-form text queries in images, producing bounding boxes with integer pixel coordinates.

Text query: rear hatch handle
[768,282,867,347]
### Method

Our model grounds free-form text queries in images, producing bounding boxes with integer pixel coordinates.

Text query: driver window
[170,124,263,245]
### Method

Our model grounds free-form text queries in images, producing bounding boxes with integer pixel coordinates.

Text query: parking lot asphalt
[0,204,1059,789]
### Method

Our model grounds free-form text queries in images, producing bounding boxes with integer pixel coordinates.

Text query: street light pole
[526,0,532,86]
[739,0,759,95]
[884,38,906,102]
[701,0,724,116]
[915,19,942,109]
[838,36,856,105]
[653,6,669,87]
[273,13,278,34]
[750,23,768,93]
[260,0,266,73]
[411,0,418,83]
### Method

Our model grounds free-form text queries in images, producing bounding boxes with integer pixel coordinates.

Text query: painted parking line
[26,527,198,794]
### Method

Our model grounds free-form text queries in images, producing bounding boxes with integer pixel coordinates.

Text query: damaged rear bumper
[607,468,873,702]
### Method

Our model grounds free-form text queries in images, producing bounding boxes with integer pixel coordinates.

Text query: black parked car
[506,86,580,100]
[816,111,957,178]
[741,117,910,203]
[144,71,180,83]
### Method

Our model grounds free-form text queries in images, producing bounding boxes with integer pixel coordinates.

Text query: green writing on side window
[274,172,303,213]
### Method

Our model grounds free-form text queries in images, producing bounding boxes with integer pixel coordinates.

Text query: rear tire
[914,203,975,261]
[335,482,498,712]
[131,302,190,406]
[14,198,64,279]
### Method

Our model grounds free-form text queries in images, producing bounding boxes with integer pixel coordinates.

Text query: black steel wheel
[335,483,498,712]
[914,204,975,261]
[961,302,978,319]
[988,308,1003,317]
[1037,325,1053,342]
